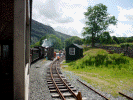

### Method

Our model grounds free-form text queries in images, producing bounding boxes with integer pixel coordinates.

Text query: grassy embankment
[103,42,133,49]
[61,47,133,97]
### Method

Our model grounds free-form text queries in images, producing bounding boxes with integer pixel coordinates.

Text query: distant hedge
[120,43,133,49]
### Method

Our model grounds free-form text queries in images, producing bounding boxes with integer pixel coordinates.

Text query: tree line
[30,34,83,50]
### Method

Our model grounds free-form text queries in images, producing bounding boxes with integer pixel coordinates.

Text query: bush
[120,43,133,49]
[83,47,90,52]
[110,54,129,65]
[105,57,113,66]
[95,54,107,66]
[68,49,130,69]
[107,50,114,54]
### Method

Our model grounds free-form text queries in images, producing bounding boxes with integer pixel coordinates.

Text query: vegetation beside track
[62,47,133,97]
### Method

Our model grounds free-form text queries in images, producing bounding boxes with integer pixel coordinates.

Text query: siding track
[77,79,109,100]
[119,92,133,100]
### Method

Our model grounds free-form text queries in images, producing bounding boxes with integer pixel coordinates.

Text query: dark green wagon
[65,44,83,61]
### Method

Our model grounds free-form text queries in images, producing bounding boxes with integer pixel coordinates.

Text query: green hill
[31,19,71,45]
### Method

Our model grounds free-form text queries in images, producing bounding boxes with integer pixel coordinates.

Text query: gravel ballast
[29,58,133,100]
[29,59,53,100]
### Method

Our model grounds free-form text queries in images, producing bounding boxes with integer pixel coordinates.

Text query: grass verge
[61,48,133,97]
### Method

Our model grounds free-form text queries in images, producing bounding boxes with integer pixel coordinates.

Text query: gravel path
[29,59,53,100]
[29,58,133,100]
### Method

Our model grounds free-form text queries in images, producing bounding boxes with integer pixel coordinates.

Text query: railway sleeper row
[47,75,78,99]
[47,58,87,100]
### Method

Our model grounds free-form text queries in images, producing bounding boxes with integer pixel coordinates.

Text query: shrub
[95,54,107,66]
[68,49,130,69]
[105,57,113,66]
[107,50,114,54]
[109,54,129,65]
[120,43,133,49]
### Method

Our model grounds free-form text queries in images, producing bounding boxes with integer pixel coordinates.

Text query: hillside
[31,19,71,45]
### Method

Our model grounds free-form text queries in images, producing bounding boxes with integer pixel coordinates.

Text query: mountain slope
[31,19,71,45]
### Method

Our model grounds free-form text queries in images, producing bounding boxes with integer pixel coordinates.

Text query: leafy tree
[126,37,133,43]
[117,37,126,43]
[64,36,83,47]
[82,3,117,47]
[112,36,120,44]
[100,31,112,44]
[31,35,63,50]
[39,36,46,46]
[30,41,41,48]
[46,34,63,50]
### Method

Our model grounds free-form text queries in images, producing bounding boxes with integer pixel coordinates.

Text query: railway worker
[54,51,56,58]
[57,56,60,60]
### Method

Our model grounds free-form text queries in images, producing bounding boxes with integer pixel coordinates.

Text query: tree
[39,36,46,46]
[30,41,41,48]
[64,36,83,47]
[117,37,126,43]
[100,31,112,44]
[82,3,117,47]
[82,36,91,45]
[112,36,120,44]
[126,37,133,43]
[46,34,63,50]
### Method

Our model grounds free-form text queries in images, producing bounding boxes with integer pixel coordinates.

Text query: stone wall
[96,45,133,58]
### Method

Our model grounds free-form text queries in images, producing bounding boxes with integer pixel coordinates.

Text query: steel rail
[77,79,109,100]
[119,92,133,100]
[56,61,78,99]
[50,60,66,100]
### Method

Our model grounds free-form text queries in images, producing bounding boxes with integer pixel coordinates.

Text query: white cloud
[108,6,133,37]
[32,0,91,37]
[108,22,133,37]
[117,6,133,21]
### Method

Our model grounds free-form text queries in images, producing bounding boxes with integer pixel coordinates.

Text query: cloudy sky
[32,0,133,38]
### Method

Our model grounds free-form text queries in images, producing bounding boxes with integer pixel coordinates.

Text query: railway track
[77,79,109,100]
[46,57,133,100]
[77,79,133,100]
[119,92,133,100]
[46,57,83,100]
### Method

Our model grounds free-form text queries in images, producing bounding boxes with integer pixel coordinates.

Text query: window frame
[69,48,75,55]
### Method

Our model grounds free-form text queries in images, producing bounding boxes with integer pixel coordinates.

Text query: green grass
[102,44,121,47]
[62,47,133,97]
[102,43,133,49]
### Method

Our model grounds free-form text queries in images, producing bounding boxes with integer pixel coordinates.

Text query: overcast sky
[32,0,133,38]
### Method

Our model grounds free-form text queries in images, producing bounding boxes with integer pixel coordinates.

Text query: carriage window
[69,48,75,55]
[3,45,9,59]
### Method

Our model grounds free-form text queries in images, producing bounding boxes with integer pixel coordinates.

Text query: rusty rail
[56,61,79,99]
[50,58,82,100]
[119,92,133,100]
[77,79,109,100]
[50,60,66,100]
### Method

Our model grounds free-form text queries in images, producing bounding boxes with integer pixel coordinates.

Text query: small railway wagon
[46,47,54,60]
[65,44,83,61]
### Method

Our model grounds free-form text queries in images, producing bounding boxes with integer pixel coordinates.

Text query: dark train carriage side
[65,44,83,61]
[30,48,39,62]
[34,46,45,58]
